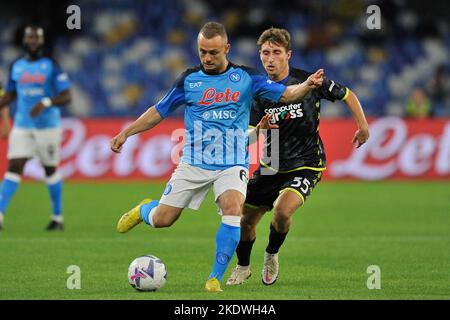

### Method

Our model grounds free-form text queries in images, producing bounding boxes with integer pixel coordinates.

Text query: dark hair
[257,27,291,51]
[199,21,228,40]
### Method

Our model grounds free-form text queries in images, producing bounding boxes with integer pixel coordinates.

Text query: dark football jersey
[250,67,349,172]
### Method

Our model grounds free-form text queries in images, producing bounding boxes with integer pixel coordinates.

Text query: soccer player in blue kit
[0,26,72,231]
[111,22,324,292]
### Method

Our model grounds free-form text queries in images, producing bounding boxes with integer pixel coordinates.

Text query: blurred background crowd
[0,0,449,119]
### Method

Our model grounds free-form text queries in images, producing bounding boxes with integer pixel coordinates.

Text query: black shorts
[245,167,323,210]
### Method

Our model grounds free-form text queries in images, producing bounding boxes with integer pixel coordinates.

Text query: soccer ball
[128,255,167,291]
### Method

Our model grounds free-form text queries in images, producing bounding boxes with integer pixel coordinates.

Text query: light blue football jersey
[6,56,71,129]
[155,63,286,170]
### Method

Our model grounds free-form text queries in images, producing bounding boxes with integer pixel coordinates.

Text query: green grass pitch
[0,181,449,299]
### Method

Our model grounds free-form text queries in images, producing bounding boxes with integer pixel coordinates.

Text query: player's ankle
[51,215,63,223]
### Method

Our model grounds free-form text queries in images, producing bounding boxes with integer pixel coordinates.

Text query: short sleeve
[242,66,286,102]
[154,72,187,118]
[316,77,349,102]
[51,61,71,93]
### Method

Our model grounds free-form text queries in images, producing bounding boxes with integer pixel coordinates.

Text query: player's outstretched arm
[344,89,369,148]
[248,113,279,145]
[110,106,163,153]
[0,92,15,140]
[1,107,10,140]
[30,89,71,117]
[280,69,324,103]
[0,91,16,111]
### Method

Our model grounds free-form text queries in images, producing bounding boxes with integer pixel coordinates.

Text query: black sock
[266,224,288,254]
[236,239,255,266]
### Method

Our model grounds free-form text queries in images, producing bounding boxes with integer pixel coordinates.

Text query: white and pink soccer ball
[128,255,167,291]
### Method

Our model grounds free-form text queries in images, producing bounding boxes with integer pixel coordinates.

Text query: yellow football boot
[116,199,152,233]
[205,277,223,293]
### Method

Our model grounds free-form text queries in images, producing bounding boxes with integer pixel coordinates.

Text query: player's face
[259,41,291,80]
[23,28,44,56]
[198,34,230,74]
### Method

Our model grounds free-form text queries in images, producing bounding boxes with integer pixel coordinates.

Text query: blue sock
[48,181,63,216]
[46,173,63,218]
[209,223,240,282]
[0,173,21,214]
[140,200,159,226]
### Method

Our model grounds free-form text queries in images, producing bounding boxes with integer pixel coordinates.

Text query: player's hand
[258,113,279,130]
[352,126,369,148]
[30,102,45,118]
[307,69,324,89]
[111,133,127,153]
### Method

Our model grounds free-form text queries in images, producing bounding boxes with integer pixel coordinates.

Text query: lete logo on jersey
[19,72,47,84]
[198,87,240,106]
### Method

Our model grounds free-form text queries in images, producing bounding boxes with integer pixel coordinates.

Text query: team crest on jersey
[163,183,173,196]
[229,72,241,82]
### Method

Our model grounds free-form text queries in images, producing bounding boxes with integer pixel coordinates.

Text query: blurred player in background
[1,85,10,139]
[227,27,370,286]
[0,26,72,231]
[111,22,325,292]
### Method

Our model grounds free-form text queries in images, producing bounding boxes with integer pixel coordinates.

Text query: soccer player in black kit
[227,28,370,286]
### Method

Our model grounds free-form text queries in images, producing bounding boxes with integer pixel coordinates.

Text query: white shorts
[7,127,62,166]
[159,163,249,211]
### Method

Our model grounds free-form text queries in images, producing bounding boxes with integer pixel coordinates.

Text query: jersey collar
[200,61,232,75]
[277,71,290,85]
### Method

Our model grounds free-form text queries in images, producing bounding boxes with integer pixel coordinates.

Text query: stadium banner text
[1,117,449,181]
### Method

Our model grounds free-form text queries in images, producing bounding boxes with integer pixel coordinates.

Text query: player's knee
[241,210,259,229]
[220,201,242,216]
[273,205,294,223]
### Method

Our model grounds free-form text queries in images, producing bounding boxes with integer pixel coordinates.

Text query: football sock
[0,172,21,214]
[266,223,288,254]
[140,200,159,227]
[209,216,241,282]
[236,239,256,267]
[46,172,63,219]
